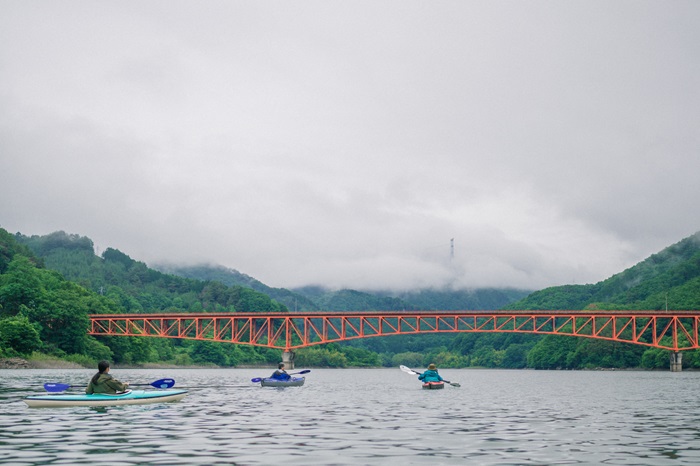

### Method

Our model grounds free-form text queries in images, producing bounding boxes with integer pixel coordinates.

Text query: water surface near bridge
[2,368,700,465]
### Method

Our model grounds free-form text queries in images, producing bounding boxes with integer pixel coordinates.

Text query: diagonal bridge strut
[89,310,700,352]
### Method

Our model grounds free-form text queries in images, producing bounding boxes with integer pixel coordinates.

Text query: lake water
[2,368,700,465]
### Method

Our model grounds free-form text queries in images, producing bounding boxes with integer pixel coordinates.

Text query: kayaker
[418,364,443,383]
[270,362,291,381]
[86,360,129,394]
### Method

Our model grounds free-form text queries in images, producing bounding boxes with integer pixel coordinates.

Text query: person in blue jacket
[418,363,443,383]
[270,362,291,380]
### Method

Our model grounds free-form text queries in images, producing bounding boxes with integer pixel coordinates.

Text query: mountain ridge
[505,231,700,311]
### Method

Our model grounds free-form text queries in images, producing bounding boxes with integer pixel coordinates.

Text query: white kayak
[24,389,188,408]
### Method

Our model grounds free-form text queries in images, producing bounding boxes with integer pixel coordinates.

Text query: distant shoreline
[0,357,83,370]
[0,357,677,371]
[0,357,272,370]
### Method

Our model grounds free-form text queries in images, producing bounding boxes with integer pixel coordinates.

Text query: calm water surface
[2,368,700,465]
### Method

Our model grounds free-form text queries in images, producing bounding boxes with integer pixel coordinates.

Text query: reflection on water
[2,368,700,465]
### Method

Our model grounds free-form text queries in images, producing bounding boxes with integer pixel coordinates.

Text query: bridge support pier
[282,351,295,370]
[670,351,683,372]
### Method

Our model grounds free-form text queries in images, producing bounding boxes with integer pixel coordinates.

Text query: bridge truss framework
[89,311,700,352]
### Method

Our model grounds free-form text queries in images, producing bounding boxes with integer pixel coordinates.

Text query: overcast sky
[1,1,699,292]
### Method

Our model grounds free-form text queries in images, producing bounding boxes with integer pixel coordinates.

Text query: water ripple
[3,369,700,464]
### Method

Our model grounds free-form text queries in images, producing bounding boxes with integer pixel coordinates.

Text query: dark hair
[91,360,110,385]
[278,363,285,369]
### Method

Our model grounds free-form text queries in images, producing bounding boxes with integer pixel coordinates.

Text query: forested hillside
[389,288,532,311]
[494,231,700,369]
[155,264,319,312]
[0,229,119,365]
[160,265,534,368]
[1,229,286,367]
[158,266,531,312]
[19,232,288,315]
[507,232,700,311]
[3,227,700,370]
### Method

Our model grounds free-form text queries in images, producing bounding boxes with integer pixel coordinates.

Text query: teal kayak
[24,389,187,408]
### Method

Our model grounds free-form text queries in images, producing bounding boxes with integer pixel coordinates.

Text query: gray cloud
[1,1,699,291]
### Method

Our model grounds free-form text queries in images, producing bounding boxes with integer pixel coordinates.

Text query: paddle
[44,378,176,393]
[399,365,461,387]
[251,369,311,383]
[133,378,176,389]
[44,383,71,392]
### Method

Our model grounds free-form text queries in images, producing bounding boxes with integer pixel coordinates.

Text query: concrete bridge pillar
[282,351,295,370]
[670,351,683,372]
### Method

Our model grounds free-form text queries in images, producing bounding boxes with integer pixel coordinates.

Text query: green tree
[191,341,229,366]
[296,347,348,367]
[0,315,42,355]
[391,351,424,368]
[83,336,113,362]
[503,343,530,368]
[0,256,42,316]
[24,272,91,354]
[526,335,579,369]
[341,346,380,367]
[640,347,670,369]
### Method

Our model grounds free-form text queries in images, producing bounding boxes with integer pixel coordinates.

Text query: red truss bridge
[89,310,700,352]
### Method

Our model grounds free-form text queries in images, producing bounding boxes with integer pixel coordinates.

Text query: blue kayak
[260,377,305,387]
[24,389,188,408]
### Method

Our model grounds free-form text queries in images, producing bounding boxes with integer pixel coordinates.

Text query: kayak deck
[422,382,445,390]
[25,389,188,408]
[260,377,305,387]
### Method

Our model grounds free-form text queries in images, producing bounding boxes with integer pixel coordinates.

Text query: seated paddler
[418,363,443,383]
[270,362,291,380]
[86,360,129,394]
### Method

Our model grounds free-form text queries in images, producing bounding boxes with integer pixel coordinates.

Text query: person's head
[278,363,285,370]
[98,360,110,373]
[428,363,436,370]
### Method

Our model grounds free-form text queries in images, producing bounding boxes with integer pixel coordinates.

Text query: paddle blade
[450,382,461,388]
[400,365,418,375]
[44,383,70,392]
[251,377,262,383]
[294,370,311,375]
[151,378,175,389]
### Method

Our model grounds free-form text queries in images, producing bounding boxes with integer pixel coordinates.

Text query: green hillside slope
[2,229,287,367]
[155,264,319,312]
[495,232,700,369]
[18,231,288,314]
[507,232,700,311]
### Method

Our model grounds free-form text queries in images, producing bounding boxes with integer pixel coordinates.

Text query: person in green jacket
[418,363,444,383]
[86,360,129,394]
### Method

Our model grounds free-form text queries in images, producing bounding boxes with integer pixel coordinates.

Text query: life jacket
[270,370,291,380]
[418,369,443,382]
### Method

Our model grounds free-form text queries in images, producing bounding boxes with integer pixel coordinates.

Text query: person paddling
[270,362,291,381]
[418,363,444,383]
[86,360,129,394]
